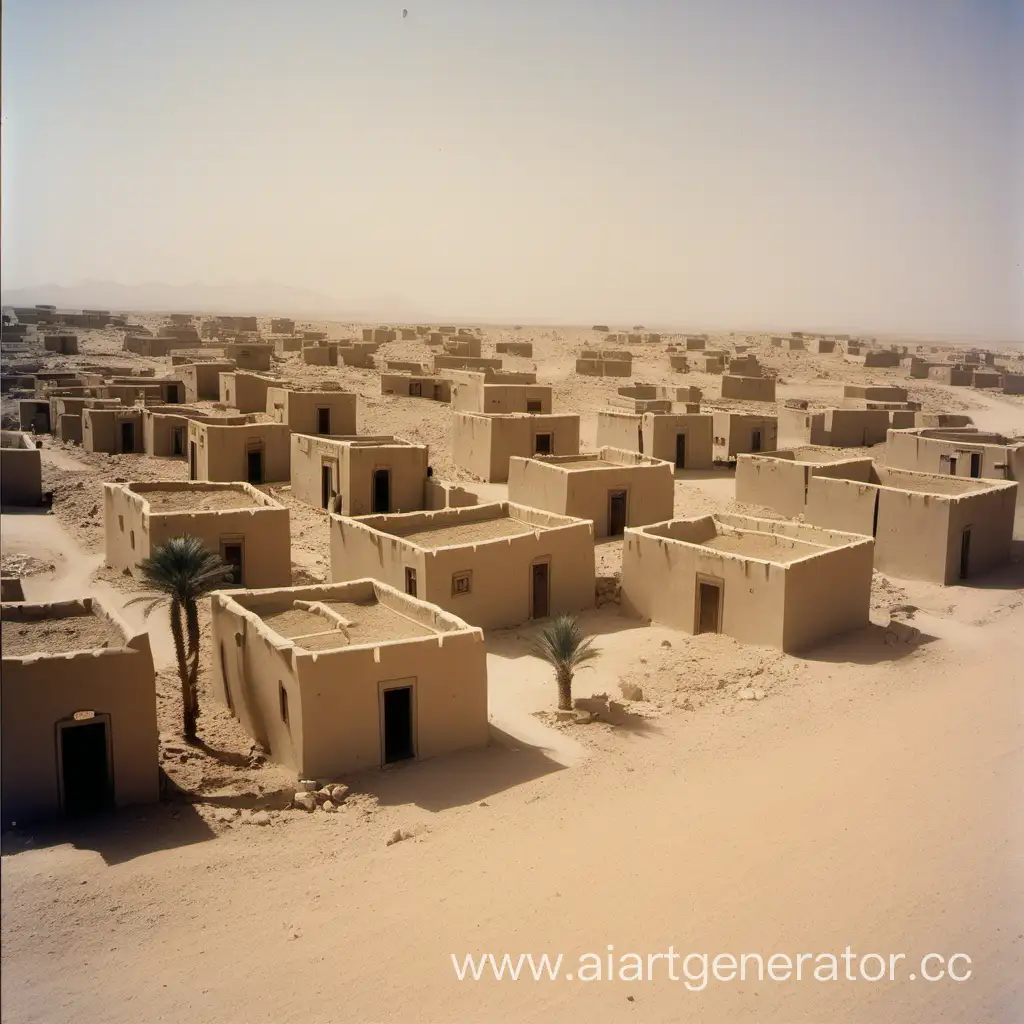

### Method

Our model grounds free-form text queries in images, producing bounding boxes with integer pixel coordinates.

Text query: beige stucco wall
[224,343,273,371]
[432,355,503,373]
[735,451,873,517]
[330,503,596,629]
[266,388,357,435]
[805,469,1016,584]
[711,413,778,457]
[380,374,452,401]
[143,409,201,457]
[575,358,632,377]
[83,408,146,454]
[0,432,43,505]
[721,374,776,402]
[181,361,234,402]
[507,449,674,537]
[290,434,429,513]
[0,598,158,824]
[451,413,581,482]
[188,421,291,482]
[104,482,292,587]
[450,379,553,414]
[209,580,488,779]
[219,372,279,413]
[844,384,907,402]
[621,515,873,652]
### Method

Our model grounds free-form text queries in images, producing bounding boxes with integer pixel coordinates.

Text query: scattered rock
[315,787,333,804]
[213,808,239,823]
[243,810,271,826]
[329,784,350,804]
[573,710,594,725]
[554,710,576,722]
[737,688,765,701]
[387,829,411,846]
[619,680,644,702]
[660,640,672,648]
[322,800,337,813]
[292,792,317,811]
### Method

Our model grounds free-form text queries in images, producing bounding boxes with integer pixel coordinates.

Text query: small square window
[526,400,542,413]
[452,572,471,596]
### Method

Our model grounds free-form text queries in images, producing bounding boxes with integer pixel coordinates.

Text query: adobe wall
[143,408,202,457]
[220,372,278,413]
[575,358,632,377]
[735,451,873,517]
[266,387,357,435]
[432,355,503,373]
[596,410,643,453]
[863,351,901,367]
[424,479,480,509]
[1003,373,1024,395]
[211,583,488,778]
[720,374,776,402]
[380,374,452,401]
[843,384,908,402]
[83,408,146,454]
[182,361,235,402]
[928,366,973,386]
[621,518,788,647]
[644,414,713,468]
[451,412,581,482]
[43,334,79,354]
[450,379,553,414]
[972,371,1001,388]
[302,344,338,366]
[57,414,83,443]
[104,482,291,587]
[224,343,273,371]
[712,413,778,457]
[18,400,51,433]
[804,471,1015,583]
[507,449,674,537]
[330,505,596,630]
[824,409,892,447]
[0,432,43,505]
[0,598,158,824]
[188,421,291,482]
[496,342,533,356]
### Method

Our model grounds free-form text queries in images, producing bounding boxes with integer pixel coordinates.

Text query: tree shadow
[0,791,216,867]
[353,725,566,812]
[800,622,939,666]
[572,695,663,736]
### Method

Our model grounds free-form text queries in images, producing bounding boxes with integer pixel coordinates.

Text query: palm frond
[531,614,600,671]
[124,594,166,618]
[136,535,234,603]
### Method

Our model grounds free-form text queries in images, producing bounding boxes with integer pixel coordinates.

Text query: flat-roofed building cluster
[621,514,873,652]
[331,502,595,629]
[596,410,713,468]
[104,481,292,587]
[576,349,633,377]
[187,419,291,484]
[450,370,551,414]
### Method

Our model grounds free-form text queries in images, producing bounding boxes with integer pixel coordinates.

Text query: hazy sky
[2,0,1021,336]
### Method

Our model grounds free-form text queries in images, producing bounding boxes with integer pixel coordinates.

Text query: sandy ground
[2,321,1023,1023]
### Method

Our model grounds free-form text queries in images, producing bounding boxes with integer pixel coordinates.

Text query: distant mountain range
[0,280,432,322]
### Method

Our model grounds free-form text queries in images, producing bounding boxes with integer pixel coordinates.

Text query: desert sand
[2,320,1022,1023]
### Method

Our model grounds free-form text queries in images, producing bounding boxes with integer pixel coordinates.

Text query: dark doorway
[970,453,981,478]
[534,433,552,455]
[751,429,762,453]
[166,384,181,404]
[189,440,198,479]
[409,382,422,397]
[959,528,971,579]
[405,567,417,597]
[696,581,722,634]
[120,421,135,452]
[222,542,244,584]
[637,426,644,454]
[247,449,264,484]
[433,385,444,401]
[531,562,549,618]
[382,686,415,764]
[321,465,333,509]
[372,469,391,513]
[608,490,628,536]
[949,456,958,476]
[317,407,331,434]
[527,400,542,413]
[172,427,185,456]
[675,433,686,469]
[59,719,112,816]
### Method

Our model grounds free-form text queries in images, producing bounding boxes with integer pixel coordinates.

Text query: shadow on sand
[801,621,939,666]
[1,788,216,867]
[354,725,566,812]
[956,541,1024,592]
[486,610,648,661]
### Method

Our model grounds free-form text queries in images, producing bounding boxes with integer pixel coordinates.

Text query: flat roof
[1,608,124,657]
[258,597,438,650]
[700,532,830,563]
[399,516,536,548]
[132,484,265,512]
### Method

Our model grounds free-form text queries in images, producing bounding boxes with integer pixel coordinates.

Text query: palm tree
[129,536,234,742]
[531,614,600,711]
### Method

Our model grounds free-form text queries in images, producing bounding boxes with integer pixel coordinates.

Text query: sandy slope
[2,322,1023,1023]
